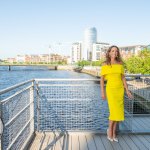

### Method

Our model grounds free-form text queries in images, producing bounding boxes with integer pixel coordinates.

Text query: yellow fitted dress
[101,64,125,121]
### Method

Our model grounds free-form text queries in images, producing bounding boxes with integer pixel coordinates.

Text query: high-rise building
[83,27,97,60]
[71,42,82,63]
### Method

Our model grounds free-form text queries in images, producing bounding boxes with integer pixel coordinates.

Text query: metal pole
[0,100,3,150]
[8,65,11,71]
[36,81,40,131]
[30,81,34,134]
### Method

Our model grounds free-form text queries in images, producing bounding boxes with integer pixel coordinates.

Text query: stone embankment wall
[81,66,100,77]
[57,65,75,70]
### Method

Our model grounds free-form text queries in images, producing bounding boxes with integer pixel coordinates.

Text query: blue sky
[0,0,150,59]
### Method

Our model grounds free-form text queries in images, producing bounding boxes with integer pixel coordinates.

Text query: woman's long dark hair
[104,45,123,65]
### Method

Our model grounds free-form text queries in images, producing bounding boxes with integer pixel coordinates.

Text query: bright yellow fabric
[101,64,125,121]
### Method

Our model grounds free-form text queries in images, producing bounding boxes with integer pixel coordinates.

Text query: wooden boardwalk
[29,132,150,150]
[28,115,150,150]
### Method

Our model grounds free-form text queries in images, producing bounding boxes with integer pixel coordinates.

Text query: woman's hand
[126,90,134,99]
[101,93,106,100]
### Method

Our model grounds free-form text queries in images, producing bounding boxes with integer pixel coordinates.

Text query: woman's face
[109,47,118,59]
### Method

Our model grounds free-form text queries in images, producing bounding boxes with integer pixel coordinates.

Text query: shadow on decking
[29,131,150,150]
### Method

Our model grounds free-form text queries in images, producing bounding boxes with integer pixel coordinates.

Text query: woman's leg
[108,120,114,138]
[112,121,118,138]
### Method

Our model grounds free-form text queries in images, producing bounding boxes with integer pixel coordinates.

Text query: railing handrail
[35,78,100,81]
[125,74,150,77]
[1,85,33,103]
[0,79,34,95]
[35,76,150,81]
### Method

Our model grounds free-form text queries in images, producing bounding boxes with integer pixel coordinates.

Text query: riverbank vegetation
[124,49,150,74]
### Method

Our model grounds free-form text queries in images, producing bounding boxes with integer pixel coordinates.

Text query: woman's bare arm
[122,75,133,99]
[101,75,106,100]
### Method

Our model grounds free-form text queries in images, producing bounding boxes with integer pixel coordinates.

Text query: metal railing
[124,75,150,133]
[35,79,105,131]
[0,80,34,150]
[0,76,150,149]
[35,78,133,133]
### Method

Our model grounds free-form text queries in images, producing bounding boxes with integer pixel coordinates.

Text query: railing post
[36,81,40,131]
[0,101,3,150]
[131,84,134,133]
[30,81,34,135]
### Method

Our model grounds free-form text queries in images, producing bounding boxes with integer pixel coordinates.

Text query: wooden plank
[40,132,51,149]
[78,134,88,150]
[85,134,97,150]
[29,132,44,150]
[134,117,149,130]
[28,134,37,149]
[143,135,150,143]
[121,135,139,150]
[53,133,62,150]
[44,132,55,150]
[129,134,148,150]
[71,134,80,150]
[67,134,72,150]
[110,135,123,150]
[132,118,143,131]
[100,135,114,150]
[144,117,150,125]
[93,134,105,150]
[138,117,150,127]
[53,132,70,150]
[70,134,73,150]
[135,135,150,149]
[59,133,64,149]
[118,135,131,150]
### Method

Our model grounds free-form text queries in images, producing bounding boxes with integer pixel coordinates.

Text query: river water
[0,66,96,90]
[0,66,109,132]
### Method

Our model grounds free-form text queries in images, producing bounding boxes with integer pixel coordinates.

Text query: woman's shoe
[107,129,113,142]
[107,136,114,142]
[113,137,119,142]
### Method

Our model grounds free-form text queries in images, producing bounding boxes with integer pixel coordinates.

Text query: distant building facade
[119,45,145,59]
[5,53,70,64]
[92,42,110,61]
[71,42,82,63]
[16,55,26,63]
[39,54,50,63]
[6,58,16,63]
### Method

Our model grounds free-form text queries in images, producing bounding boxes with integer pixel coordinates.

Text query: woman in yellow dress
[100,45,133,142]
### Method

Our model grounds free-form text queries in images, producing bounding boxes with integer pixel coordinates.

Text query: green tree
[92,59,104,66]
[125,49,150,74]
[77,60,90,67]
